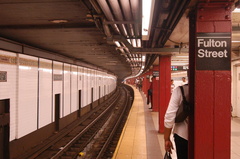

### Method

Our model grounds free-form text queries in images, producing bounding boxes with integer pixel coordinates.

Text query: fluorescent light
[233,8,240,13]
[232,41,240,43]
[132,39,137,47]
[142,55,146,62]
[127,39,131,44]
[122,24,128,36]
[171,63,188,66]
[142,0,155,40]
[114,41,121,47]
[137,39,142,47]
[41,68,52,73]
[72,71,78,75]
[19,66,31,70]
[175,56,189,58]
[50,19,68,23]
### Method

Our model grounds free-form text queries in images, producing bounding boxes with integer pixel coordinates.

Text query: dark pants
[147,89,152,105]
[174,134,188,159]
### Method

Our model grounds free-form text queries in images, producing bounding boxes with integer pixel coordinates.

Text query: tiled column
[189,1,233,158]
[152,65,159,112]
[158,56,171,133]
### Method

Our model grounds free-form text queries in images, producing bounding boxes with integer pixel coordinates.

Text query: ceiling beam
[0,23,96,29]
[111,35,189,54]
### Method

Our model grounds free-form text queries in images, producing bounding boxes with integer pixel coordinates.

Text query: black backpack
[175,86,190,123]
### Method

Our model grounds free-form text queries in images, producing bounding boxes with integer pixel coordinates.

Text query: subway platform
[112,85,240,159]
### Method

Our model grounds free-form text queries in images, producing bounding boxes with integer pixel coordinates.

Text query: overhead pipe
[87,1,112,37]
[96,0,120,34]
[119,42,133,62]
[156,0,181,47]
[119,0,135,37]
[154,0,190,47]
[149,0,171,47]
[108,0,128,37]
[158,0,190,46]
[130,0,141,37]
[89,0,102,14]
[98,0,141,72]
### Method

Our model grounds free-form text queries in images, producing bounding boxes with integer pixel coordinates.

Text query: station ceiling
[0,0,239,81]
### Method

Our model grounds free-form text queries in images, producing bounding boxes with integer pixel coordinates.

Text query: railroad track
[18,85,133,159]
[79,86,132,159]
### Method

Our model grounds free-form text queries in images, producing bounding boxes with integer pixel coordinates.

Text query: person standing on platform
[171,79,175,94]
[164,84,189,159]
[135,78,139,89]
[180,77,187,86]
[138,78,143,91]
[147,81,153,109]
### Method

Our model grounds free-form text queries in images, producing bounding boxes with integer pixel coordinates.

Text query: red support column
[142,72,151,95]
[142,74,147,95]
[189,1,233,158]
[158,56,171,133]
[152,65,159,112]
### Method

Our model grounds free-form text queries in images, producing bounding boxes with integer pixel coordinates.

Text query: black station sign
[153,71,159,77]
[196,33,231,70]
[171,66,188,71]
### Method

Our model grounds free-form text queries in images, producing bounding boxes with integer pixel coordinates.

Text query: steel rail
[95,87,130,159]
[50,89,121,159]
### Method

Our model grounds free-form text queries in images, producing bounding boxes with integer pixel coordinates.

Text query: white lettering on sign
[198,39,227,47]
[196,33,231,70]
[198,49,228,58]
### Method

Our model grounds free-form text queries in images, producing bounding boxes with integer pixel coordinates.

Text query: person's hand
[165,140,173,153]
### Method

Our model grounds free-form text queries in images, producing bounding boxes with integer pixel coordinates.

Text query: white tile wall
[71,65,78,112]
[85,68,90,105]
[94,70,99,101]
[63,64,71,116]
[87,68,91,105]
[0,49,117,140]
[78,67,83,108]
[95,70,99,101]
[0,50,17,141]
[95,70,98,101]
[39,58,52,128]
[236,66,240,117]
[18,54,38,138]
[82,68,85,107]
[232,60,240,117]
[82,68,89,107]
[99,72,103,98]
[92,70,96,102]
[53,61,63,119]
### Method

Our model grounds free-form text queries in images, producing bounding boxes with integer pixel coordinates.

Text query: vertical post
[189,1,233,158]
[142,74,148,95]
[152,65,159,112]
[144,71,151,95]
[158,56,171,133]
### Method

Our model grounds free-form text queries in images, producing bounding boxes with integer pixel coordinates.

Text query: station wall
[0,50,117,141]
[232,59,240,117]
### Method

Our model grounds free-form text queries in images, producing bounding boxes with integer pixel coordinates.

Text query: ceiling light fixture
[175,56,189,58]
[233,8,240,13]
[142,55,146,62]
[114,41,121,47]
[137,39,142,47]
[132,39,137,47]
[50,19,68,23]
[142,0,155,40]
[172,63,189,65]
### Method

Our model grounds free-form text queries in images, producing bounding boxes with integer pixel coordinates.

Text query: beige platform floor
[113,86,240,159]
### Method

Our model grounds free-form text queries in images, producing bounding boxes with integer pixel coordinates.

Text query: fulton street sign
[196,33,231,70]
